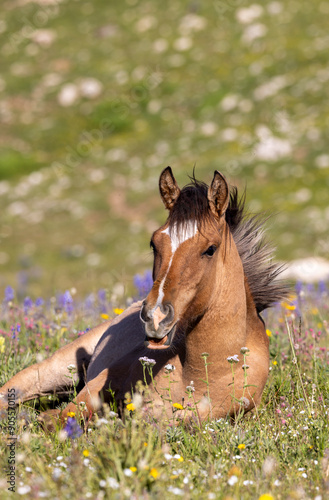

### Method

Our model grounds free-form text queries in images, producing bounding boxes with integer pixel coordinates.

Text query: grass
[0,281,328,499]
[0,0,329,296]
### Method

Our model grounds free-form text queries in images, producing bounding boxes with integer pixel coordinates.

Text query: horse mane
[167,175,289,313]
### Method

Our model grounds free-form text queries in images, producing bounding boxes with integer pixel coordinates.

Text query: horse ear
[159,166,181,210]
[208,171,229,218]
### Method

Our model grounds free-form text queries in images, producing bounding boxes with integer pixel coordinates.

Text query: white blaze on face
[154,221,198,315]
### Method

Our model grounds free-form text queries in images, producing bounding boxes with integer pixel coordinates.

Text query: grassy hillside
[0,0,329,297]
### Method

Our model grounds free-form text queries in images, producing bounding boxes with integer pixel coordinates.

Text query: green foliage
[0,287,328,498]
[0,0,328,296]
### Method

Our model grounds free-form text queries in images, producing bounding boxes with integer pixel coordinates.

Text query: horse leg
[0,322,112,412]
[39,369,110,431]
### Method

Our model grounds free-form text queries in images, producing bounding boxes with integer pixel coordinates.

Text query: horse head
[141,167,231,349]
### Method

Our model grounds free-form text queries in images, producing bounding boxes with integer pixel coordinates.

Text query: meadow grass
[0,282,328,499]
[1,0,329,296]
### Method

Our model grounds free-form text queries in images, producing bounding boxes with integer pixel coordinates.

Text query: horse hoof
[38,409,62,433]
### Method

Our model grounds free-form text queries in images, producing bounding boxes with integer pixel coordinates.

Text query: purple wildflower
[318,280,327,295]
[59,290,74,314]
[295,281,303,295]
[133,270,153,298]
[64,417,83,439]
[97,289,107,313]
[35,297,44,307]
[23,297,33,314]
[5,286,15,302]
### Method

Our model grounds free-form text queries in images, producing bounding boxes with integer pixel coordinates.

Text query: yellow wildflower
[129,466,137,472]
[0,336,5,353]
[173,403,183,410]
[143,442,148,447]
[101,313,110,320]
[266,329,272,337]
[258,495,274,500]
[67,411,76,418]
[311,308,319,315]
[149,468,159,479]
[272,360,278,366]
[228,465,242,477]
[177,456,184,462]
[126,403,136,412]
[237,443,245,450]
[82,450,89,457]
[282,302,295,311]
[113,308,124,315]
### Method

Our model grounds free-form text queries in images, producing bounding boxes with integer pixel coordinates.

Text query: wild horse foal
[0,168,288,426]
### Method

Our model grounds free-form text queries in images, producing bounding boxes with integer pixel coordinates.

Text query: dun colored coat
[0,168,288,427]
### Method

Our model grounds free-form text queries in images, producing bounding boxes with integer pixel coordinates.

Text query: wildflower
[143,442,148,447]
[113,308,124,315]
[173,403,183,410]
[150,468,159,479]
[228,465,242,477]
[107,477,119,489]
[228,475,238,485]
[168,486,184,495]
[124,468,133,477]
[258,495,274,500]
[240,347,249,354]
[59,290,74,313]
[272,360,277,365]
[201,352,209,357]
[67,411,76,418]
[79,401,87,411]
[266,329,272,337]
[165,364,175,373]
[17,485,31,495]
[67,364,76,373]
[238,443,245,450]
[64,417,83,439]
[186,381,195,394]
[129,466,137,472]
[242,364,249,370]
[4,286,15,302]
[0,336,5,354]
[139,356,156,367]
[174,454,184,462]
[35,297,44,307]
[23,296,33,313]
[82,450,89,457]
[126,403,136,412]
[227,354,239,364]
[134,270,153,298]
[101,313,110,320]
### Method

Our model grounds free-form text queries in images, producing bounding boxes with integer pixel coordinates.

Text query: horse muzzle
[140,301,176,349]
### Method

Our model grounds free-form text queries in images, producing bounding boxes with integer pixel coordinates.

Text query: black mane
[167,176,289,312]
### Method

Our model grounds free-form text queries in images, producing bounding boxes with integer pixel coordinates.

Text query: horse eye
[203,245,217,257]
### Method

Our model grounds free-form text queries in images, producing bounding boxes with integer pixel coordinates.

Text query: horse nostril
[140,301,150,323]
[163,303,174,324]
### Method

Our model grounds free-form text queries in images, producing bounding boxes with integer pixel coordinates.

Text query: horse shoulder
[87,300,145,381]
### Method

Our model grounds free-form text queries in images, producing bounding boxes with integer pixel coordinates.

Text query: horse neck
[184,231,248,374]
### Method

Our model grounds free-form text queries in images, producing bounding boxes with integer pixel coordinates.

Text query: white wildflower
[139,356,156,367]
[228,475,238,485]
[227,354,239,364]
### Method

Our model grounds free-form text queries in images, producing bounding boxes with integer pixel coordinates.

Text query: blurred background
[1,0,329,300]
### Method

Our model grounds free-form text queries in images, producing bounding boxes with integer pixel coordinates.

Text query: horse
[0,168,288,427]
